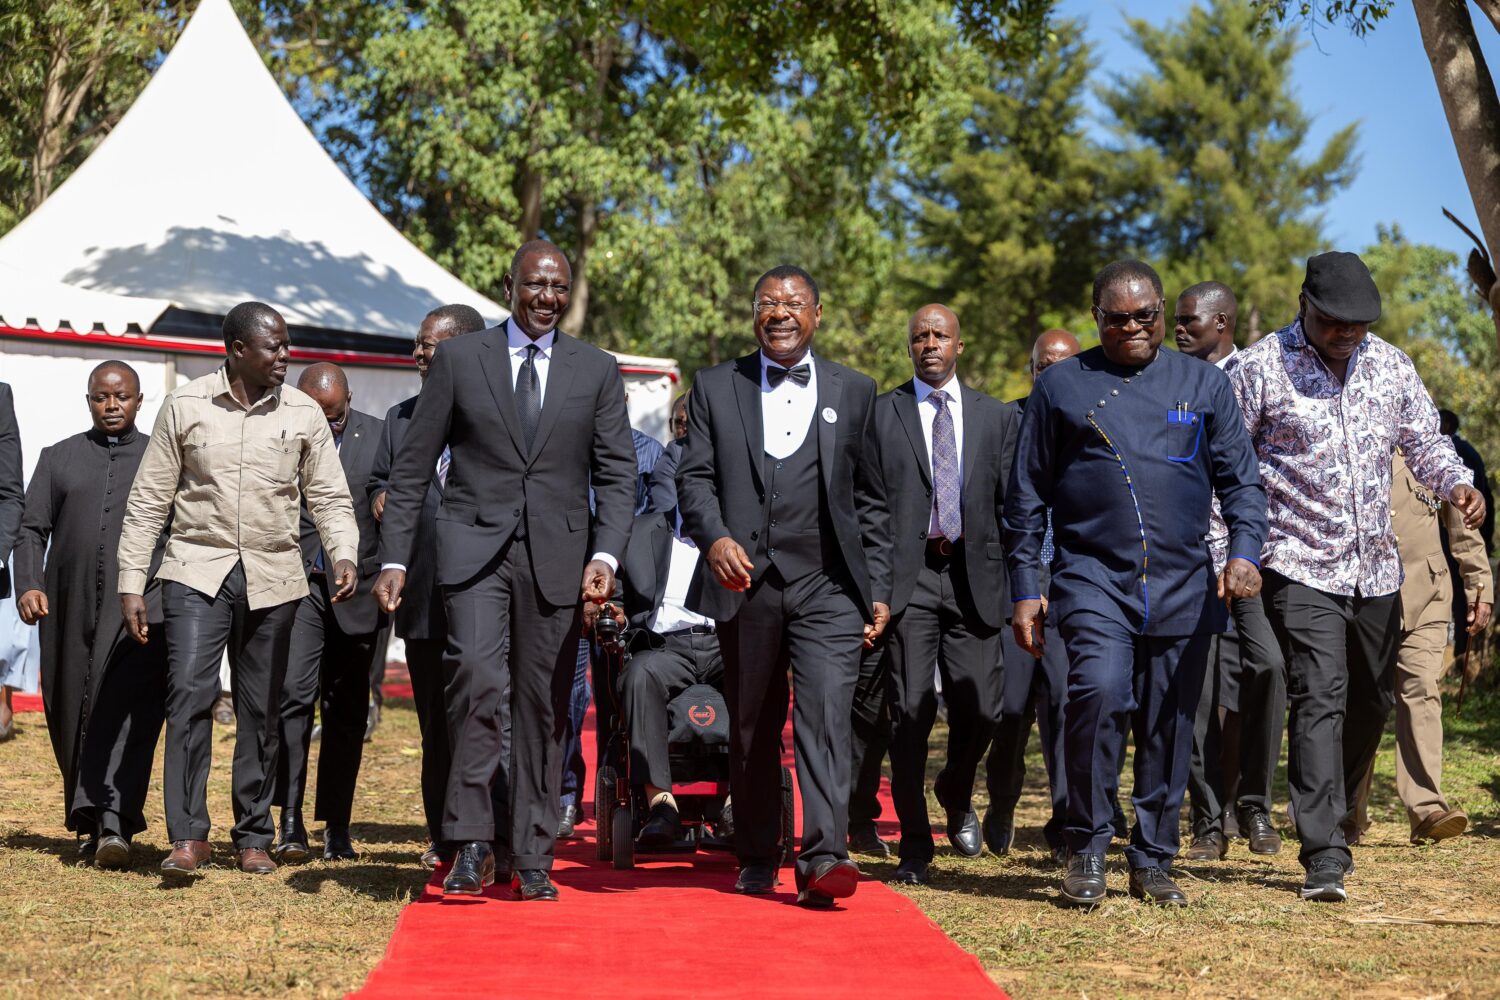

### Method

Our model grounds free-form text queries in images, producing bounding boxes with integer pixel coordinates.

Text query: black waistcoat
[755,426,840,583]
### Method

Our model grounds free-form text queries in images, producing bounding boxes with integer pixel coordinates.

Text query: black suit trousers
[161,564,297,849]
[405,637,449,844]
[1263,570,1398,870]
[717,565,864,886]
[443,538,578,869]
[847,639,892,838]
[989,618,1069,850]
[274,574,379,828]
[887,546,1003,863]
[620,631,724,790]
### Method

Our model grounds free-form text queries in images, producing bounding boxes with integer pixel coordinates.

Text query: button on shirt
[914,374,965,537]
[650,523,713,634]
[761,351,818,459]
[1226,319,1472,597]
[118,366,359,610]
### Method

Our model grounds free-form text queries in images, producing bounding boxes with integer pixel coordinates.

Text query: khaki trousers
[1393,619,1452,828]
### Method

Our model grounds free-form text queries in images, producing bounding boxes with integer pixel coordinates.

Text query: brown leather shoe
[160,839,211,878]
[1412,808,1468,844]
[238,847,278,874]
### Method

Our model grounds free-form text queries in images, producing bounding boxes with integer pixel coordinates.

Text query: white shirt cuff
[380,563,407,572]
[590,552,619,573]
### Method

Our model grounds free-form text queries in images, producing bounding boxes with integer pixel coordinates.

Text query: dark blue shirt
[1004,346,1267,636]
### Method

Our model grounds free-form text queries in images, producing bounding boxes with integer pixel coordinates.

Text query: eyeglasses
[752,299,811,315]
[1095,302,1163,329]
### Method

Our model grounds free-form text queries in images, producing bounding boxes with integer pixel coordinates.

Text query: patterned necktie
[516,343,541,449]
[930,390,961,541]
[767,364,810,387]
[436,445,451,488]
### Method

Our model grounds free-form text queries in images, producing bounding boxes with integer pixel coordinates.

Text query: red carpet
[353,712,1006,1000]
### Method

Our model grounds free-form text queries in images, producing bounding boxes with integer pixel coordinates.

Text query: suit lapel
[894,383,932,486]
[959,383,983,509]
[476,325,528,461]
[339,410,368,481]
[816,358,843,492]
[526,332,579,465]
[732,353,765,492]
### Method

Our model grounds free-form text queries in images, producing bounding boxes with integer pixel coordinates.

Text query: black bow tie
[767,363,810,388]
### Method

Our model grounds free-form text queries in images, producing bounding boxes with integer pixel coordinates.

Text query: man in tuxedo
[867,305,1019,885]
[677,264,891,908]
[374,242,636,901]
[272,363,385,863]
[369,303,490,868]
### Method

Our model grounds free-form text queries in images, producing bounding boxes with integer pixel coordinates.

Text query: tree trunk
[1414,0,1500,349]
[518,167,542,242]
[29,12,109,212]
[560,197,595,338]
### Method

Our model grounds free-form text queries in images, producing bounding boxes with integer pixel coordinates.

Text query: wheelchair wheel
[612,798,635,870]
[595,766,617,862]
[778,765,796,866]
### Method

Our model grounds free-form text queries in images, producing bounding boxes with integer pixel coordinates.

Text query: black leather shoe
[1061,853,1107,907]
[637,801,682,849]
[442,841,495,895]
[323,825,358,861]
[715,801,735,841]
[95,834,131,870]
[513,868,559,901]
[1182,831,1227,861]
[1240,808,1283,855]
[1300,857,1347,902]
[808,858,860,899]
[556,803,581,840]
[1129,866,1187,905]
[272,808,311,864]
[734,863,780,895]
[947,809,982,857]
[796,889,837,909]
[77,836,98,867]
[847,825,892,858]
[982,809,1015,855]
[891,859,929,885]
[420,843,443,869]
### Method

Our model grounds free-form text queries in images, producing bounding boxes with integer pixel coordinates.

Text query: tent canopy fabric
[0,0,501,341]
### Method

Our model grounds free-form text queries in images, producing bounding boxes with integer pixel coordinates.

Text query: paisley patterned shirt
[1224,319,1471,597]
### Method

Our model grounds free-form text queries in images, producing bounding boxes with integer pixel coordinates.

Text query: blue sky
[1057,0,1500,263]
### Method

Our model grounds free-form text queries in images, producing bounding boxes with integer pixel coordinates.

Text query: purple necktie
[930,390,961,541]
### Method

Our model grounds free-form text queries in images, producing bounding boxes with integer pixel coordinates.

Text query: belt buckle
[935,537,954,557]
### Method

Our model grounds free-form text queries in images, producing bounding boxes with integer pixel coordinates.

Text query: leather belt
[664,623,716,637]
[926,537,957,558]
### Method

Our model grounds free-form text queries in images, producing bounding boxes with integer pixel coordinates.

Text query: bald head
[298,363,352,433]
[1031,329,1081,380]
[908,303,963,388]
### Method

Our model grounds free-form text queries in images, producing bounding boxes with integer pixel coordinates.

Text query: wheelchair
[591,608,795,871]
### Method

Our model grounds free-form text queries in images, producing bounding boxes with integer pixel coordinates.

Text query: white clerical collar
[759,350,816,377]
[913,373,961,403]
[506,317,557,356]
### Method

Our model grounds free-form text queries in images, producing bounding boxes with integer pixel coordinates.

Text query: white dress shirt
[650,520,713,634]
[507,318,556,404]
[760,351,818,459]
[913,374,965,537]
[1214,344,1238,369]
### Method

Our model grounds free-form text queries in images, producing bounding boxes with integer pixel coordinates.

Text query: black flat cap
[1302,251,1381,324]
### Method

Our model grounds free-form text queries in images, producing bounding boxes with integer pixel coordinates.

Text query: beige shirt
[118,366,359,610]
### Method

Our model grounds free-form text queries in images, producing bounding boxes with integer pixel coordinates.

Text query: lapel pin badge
[822,407,838,424]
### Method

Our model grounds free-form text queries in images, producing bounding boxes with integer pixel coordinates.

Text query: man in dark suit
[0,380,25,741]
[272,363,385,863]
[609,508,722,846]
[1005,260,1267,907]
[677,264,891,908]
[369,303,489,868]
[867,305,1018,886]
[374,241,636,901]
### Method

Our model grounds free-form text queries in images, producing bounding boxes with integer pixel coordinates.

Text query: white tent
[0,0,680,468]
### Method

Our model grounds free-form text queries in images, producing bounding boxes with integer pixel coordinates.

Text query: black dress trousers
[847,637,892,841]
[275,573,380,828]
[619,630,724,790]
[161,563,298,849]
[886,542,1002,863]
[1263,570,1399,870]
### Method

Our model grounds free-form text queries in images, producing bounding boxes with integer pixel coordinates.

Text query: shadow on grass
[349,821,429,844]
[1,830,87,863]
[285,862,431,902]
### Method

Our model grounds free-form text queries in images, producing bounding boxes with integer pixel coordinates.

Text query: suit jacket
[676,351,891,623]
[0,382,25,597]
[298,407,384,635]
[614,510,681,645]
[378,325,637,606]
[875,379,1019,628]
[369,395,444,641]
[1393,451,1493,630]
